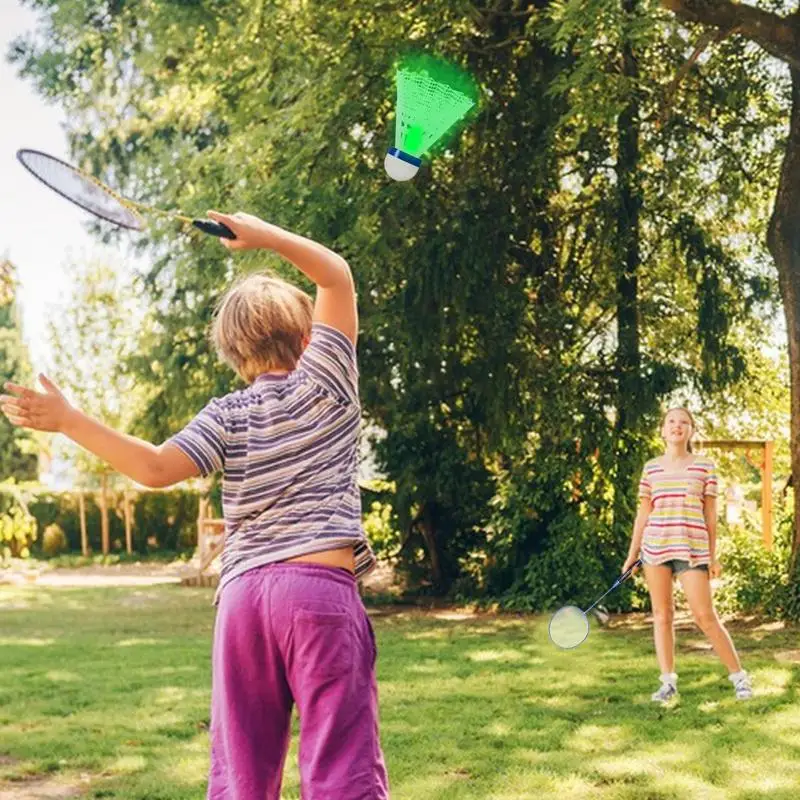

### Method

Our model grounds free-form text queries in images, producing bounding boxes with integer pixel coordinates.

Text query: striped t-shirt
[638,457,718,566]
[169,322,377,601]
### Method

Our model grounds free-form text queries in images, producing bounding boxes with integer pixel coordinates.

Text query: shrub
[0,501,37,562]
[42,523,68,556]
[714,509,792,618]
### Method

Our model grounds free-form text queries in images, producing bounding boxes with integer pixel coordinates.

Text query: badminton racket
[548,558,642,649]
[16,149,235,239]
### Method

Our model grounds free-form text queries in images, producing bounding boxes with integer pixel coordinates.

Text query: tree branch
[658,26,738,128]
[662,0,800,70]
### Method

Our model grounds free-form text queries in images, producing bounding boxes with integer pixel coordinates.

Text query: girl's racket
[548,558,642,649]
[16,149,235,239]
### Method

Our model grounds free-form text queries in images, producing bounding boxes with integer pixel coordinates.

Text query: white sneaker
[729,671,753,700]
[651,681,678,704]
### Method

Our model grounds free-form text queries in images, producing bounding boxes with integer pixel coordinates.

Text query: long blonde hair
[661,406,697,453]
[211,271,313,383]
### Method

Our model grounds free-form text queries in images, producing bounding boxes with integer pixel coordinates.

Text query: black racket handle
[583,558,642,614]
[617,557,643,585]
[192,219,236,240]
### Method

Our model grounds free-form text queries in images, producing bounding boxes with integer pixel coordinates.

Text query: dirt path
[0,561,191,588]
[0,559,399,591]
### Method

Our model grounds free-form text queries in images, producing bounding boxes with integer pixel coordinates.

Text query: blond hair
[211,271,313,382]
[661,406,697,453]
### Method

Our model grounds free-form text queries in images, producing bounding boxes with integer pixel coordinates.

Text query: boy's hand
[206,211,281,251]
[1,375,73,433]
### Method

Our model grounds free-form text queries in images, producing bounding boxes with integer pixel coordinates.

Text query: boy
[1,210,390,799]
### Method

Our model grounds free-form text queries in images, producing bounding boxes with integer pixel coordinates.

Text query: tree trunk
[78,490,88,557]
[766,68,800,569]
[613,0,645,536]
[124,490,133,555]
[418,502,443,589]
[100,473,110,556]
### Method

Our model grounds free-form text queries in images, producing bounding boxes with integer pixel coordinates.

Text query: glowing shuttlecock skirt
[385,55,478,181]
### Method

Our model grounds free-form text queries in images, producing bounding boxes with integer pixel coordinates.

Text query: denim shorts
[646,559,708,575]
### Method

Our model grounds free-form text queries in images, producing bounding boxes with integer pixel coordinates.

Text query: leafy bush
[0,487,38,562]
[42,523,68,556]
[7,487,203,555]
[714,508,793,618]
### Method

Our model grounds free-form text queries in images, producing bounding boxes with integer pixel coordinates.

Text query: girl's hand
[709,559,722,579]
[206,211,282,251]
[622,554,640,575]
[0,375,72,433]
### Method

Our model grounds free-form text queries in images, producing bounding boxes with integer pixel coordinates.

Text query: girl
[622,407,753,703]
[1,210,390,798]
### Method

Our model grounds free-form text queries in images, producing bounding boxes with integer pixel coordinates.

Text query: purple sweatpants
[207,562,389,799]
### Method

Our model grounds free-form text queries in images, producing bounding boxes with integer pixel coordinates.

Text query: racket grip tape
[192,219,236,240]
[618,558,643,584]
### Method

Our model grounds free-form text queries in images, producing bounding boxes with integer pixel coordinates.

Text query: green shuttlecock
[385,54,478,181]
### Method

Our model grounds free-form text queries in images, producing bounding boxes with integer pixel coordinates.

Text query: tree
[0,258,38,482]
[8,0,785,597]
[660,0,800,565]
[47,258,146,553]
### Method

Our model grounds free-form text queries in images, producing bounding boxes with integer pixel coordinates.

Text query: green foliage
[362,500,400,560]
[715,509,795,619]
[41,523,67,556]
[46,260,149,489]
[9,487,202,555]
[0,486,38,561]
[8,0,787,600]
[0,259,39,482]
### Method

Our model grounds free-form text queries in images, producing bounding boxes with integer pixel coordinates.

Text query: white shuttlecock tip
[384,148,421,181]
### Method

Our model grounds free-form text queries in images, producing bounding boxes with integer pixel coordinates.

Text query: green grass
[1,585,799,799]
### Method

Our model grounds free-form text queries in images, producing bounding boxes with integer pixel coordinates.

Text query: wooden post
[124,490,133,555]
[197,497,208,563]
[100,473,110,555]
[763,441,774,551]
[78,491,89,557]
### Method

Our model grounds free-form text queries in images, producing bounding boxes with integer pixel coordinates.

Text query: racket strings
[549,605,590,649]
[18,150,143,229]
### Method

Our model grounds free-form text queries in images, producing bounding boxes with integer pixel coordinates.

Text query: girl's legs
[643,563,676,677]
[678,567,742,673]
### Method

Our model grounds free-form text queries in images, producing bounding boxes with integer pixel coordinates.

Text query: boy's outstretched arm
[206,211,358,345]
[1,375,200,488]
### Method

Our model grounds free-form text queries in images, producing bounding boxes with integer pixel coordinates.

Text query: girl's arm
[205,211,358,345]
[1,376,200,488]
[624,496,653,571]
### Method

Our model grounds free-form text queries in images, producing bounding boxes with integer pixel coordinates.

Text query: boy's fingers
[1,401,24,415]
[38,374,60,394]
[3,382,35,399]
[208,210,235,224]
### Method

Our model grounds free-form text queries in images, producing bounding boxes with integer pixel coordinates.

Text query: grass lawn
[1,584,799,799]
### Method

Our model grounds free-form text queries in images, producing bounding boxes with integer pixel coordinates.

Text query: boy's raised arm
[206,211,358,345]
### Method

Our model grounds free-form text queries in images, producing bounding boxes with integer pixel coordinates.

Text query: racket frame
[16,148,233,238]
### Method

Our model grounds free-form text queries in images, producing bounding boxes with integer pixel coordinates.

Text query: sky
[0,0,121,374]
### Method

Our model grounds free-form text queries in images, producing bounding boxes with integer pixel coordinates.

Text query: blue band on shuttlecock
[387,147,422,167]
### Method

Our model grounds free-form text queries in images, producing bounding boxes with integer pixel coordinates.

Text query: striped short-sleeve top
[168,322,377,602]
[638,456,718,566]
